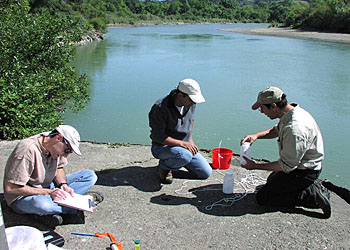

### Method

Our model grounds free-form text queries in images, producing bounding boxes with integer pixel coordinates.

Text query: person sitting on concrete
[240,86,331,218]
[148,78,212,184]
[3,125,103,228]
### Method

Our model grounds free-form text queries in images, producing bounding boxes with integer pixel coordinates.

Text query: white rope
[174,179,221,195]
[174,172,266,210]
[218,140,223,169]
[206,173,266,210]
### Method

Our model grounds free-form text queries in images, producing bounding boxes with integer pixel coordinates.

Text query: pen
[71,232,96,237]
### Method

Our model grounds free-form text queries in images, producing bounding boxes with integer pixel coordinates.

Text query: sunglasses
[62,138,73,154]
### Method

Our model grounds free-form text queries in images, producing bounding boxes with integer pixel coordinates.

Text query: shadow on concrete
[0,194,50,231]
[150,184,327,218]
[95,165,161,192]
[94,165,202,192]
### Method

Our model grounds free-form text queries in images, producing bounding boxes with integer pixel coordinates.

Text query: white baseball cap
[55,125,82,155]
[177,78,205,103]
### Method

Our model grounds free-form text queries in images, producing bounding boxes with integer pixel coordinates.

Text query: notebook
[54,191,94,212]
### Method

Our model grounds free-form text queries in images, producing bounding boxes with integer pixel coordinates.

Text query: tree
[268,0,295,23]
[0,0,90,139]
[167,0,182,16]
[284,1,309,28]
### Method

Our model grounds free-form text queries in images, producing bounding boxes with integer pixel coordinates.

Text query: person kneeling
[241,87,331,218]
[148,79,212,184]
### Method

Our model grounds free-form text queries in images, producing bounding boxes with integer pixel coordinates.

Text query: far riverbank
[221,26,350,44]
[107,23,350,44]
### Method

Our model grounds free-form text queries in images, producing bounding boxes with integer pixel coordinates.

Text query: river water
[65,24,350,188]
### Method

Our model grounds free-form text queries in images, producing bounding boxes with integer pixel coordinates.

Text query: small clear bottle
[223,172,234,194]
[134,240,140,250]
[240,142,251,165]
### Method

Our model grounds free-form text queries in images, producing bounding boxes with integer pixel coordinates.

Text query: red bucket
[212,148,233,169]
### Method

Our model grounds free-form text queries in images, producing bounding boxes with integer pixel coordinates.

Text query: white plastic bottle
[240,142,251,165]
[223,172,234,194]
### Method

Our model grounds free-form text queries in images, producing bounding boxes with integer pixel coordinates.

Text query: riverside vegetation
[1,0,349,140]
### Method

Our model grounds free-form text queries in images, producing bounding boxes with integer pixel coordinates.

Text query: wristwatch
[57,182,68,188]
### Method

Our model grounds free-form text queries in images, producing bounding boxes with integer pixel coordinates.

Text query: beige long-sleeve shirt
[275,104,324,173]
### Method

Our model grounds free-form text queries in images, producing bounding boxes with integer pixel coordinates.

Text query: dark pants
[256,169,320,208]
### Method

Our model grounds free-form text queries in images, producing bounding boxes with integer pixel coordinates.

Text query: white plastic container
[240,142,251,165]
[223,172,234,194]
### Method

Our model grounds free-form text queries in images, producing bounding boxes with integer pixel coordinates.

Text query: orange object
[94,232,117,243]
[72,232,122,249]
[117,241,123,250]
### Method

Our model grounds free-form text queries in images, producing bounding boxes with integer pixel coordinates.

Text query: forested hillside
[29,0,350,33]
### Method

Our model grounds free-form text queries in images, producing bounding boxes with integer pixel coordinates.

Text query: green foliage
[23,0,350,33]
[271,0,350,32]
[284,1,309,28]
[268,0,295,23]
[299,0,350,32]
[90,17,108,30]
[0,0,90,139]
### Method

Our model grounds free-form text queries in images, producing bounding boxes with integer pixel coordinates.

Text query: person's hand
[61,184,75,197]
[50,188,68,201]
[240,156,256,170]
[181,141,199,155]
[240,134,258,145]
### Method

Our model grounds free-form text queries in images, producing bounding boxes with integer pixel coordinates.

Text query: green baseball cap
[252,86,284,110]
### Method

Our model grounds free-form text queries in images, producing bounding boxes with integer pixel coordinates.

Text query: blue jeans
[151,145,212,179]
[11,170,97,216]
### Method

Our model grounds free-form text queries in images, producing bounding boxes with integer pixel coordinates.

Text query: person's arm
[162,121,198,155]
[240,127,281,170]
[163,136,198,155]
[241,126,278,145]
[149,103,169,144]
[4,180,68,201]
[241,157,283,172]
[54,168,75,196]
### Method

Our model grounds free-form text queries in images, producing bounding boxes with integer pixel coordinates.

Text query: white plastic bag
[5,226,47,250]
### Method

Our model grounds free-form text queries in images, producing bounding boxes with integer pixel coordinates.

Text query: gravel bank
[221,27,350,44]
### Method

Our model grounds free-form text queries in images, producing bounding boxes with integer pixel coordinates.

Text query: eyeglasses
[62,138,73,154]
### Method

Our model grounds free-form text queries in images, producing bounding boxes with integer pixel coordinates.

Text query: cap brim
[65,140,81,156]
[70,144,82,156]
[189,94,205,104]
[251,102,262,110]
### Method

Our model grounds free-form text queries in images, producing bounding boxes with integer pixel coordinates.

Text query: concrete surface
[1,141,349,250]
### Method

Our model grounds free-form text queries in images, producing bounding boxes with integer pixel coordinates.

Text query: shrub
[0,1,90,139]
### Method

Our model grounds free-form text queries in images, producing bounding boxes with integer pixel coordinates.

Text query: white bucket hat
[177,78,205,103]
[55,125,82,155]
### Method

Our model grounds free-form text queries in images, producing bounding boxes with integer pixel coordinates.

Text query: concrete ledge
[1,141,349,249]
